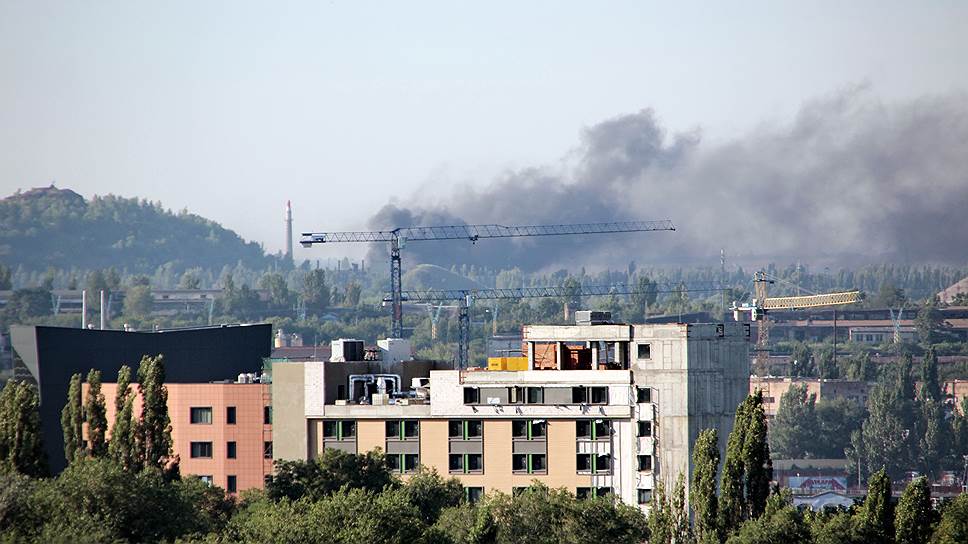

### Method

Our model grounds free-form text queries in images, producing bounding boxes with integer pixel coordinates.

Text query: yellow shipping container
[487,357,507,371]
[505,357,528,371]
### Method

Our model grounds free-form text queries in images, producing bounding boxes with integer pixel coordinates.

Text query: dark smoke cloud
[368,89,968,270]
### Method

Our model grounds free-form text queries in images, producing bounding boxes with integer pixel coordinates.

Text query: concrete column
[591,342,599,370]
[555,342,563,370]
[527,342,535,370]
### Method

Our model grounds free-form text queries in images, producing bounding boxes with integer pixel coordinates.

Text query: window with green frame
[576,453,611,474]
[449,453,483,474]
[511,420,546,439]
[448,420,483,439]
[387,453,419,473]
[576,420,611,440]
[512,453,546,474]
[386,420,419,440]
[323,420,356,440]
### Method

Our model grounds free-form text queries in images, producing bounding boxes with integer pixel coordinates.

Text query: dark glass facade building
[9,324,271,472]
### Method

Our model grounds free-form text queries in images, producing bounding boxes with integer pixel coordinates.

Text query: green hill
[0,185,277,273]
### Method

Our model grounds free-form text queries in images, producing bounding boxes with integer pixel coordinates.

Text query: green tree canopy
[895,477,933,544]
[266,448,396,502]
[769,383,819,459]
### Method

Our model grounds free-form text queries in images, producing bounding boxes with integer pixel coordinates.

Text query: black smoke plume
[368,89,968,271]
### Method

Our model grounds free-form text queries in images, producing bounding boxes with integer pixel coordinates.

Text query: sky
[1,1,966,265]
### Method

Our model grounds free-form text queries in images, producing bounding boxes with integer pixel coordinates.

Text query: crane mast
[301,220,675,337]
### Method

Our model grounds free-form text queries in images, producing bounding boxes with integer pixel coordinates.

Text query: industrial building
[8,323,271,472]
[272,318,750,509]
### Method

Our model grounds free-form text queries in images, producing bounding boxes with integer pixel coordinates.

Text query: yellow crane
[732,271,862,370]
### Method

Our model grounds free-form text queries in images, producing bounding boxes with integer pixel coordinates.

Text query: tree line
[1,369,967,542]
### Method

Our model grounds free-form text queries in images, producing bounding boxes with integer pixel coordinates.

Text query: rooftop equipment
[574,310,612,325]
[330,339,365,362]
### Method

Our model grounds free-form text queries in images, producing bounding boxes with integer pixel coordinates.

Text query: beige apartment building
[273,321,750,510]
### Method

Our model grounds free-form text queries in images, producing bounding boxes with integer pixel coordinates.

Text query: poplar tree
[0,381,47,476]
[109,365,138,471]
[670,474,691,544]
[85,369,108,457]
[647,480,673,544]
[895,477,932,544]
[860,467,894,542]
[719,395,752,535]
[60,372,83,464]
[135,354,174,472]
[691,429,720,544]
[743,391,772,518]
[647,476,690,544]
[919,348,941,402]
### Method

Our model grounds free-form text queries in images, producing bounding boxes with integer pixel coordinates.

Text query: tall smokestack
[285,200,293,262]
[81,290,87,329]
[100,290,106,330]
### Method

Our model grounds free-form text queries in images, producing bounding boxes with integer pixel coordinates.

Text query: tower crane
[394,281,723,369]
[300,220,676,337]
[731,271,862,370]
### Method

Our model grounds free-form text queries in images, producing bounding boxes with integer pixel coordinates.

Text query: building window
[388,420,419,440]
[577,453,611,474]
[512,453,546,474]
[636,387,652,403]
[577,420,611,440]
[449,453,484,474]
[263,406,272,425]
[226,406,237,425]
[512,386,544,404]
[323,420,356,440]
[227,441,237,459]
[465,487,484,504]
[199,475,213,486]
[637,421,652,437]
[449,420,483,440]
[190,407,213,424]
[463,388,480,404]
[227,475,237,493]
[637,488,652,504]
[512,420,546,439]
[637,343,651,360]
[638,455,653,471]
[264,441,273,459]
[572,386,608,405]
[590,387,608,404]
[388,453,420,474]
[577,487,612,499]
[190,442,213,458]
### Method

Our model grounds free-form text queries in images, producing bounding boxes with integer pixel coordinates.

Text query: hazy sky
[1,1,966,263]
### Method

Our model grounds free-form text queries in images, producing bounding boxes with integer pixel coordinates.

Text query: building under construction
[272,315,750,509]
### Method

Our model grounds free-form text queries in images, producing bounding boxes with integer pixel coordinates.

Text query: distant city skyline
[2,2,967,264]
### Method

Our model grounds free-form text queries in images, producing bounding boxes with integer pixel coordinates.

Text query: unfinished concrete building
[272,320,749,510]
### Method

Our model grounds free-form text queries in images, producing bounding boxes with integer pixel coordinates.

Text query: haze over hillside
[0,186,279,274]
